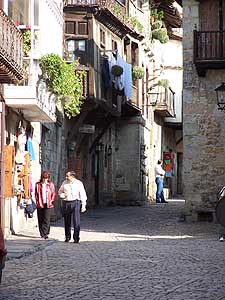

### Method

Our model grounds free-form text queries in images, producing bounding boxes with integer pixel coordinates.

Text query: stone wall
[183,0,225,219]
[40,119,67,220]
[114,116,146,205]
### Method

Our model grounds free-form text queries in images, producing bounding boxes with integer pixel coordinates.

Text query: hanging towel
[26,137,36,161]
[124,62,132,98]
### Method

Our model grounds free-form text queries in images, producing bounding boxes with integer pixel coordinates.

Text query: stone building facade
[2,0,66,236]
[63,1,183,207]
[183,0,225,220]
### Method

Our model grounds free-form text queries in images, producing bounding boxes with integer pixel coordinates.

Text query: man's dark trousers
[63,200,81,242]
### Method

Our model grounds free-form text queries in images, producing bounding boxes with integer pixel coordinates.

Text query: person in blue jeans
[155,160,168,203]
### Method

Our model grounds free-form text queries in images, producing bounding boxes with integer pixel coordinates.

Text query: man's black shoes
[64,238,70,243]
[74,238,80,244]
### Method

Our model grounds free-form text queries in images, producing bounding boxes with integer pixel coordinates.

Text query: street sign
[79,124,95,134]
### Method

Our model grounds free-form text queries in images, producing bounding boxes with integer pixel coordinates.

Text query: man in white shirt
[155,160,167,203]
[58,171,87,243]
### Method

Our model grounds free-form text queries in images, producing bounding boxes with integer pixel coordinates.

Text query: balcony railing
[4,83,57,122]
[0,9,24,83]
[154,86,175,117]
[64,0,126,14]
[130,85,138,106]
[194,30,225,76]
[64,0,135,32]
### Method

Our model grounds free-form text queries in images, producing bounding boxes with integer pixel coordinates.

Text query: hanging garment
[123,62,132,98]
[109,53,132,96]
[26,136,36,161]
[101,57,111,88]
[15,133,27,164]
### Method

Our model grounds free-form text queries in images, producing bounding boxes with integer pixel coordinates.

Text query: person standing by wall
[155,160,168,204]
[35,171,56,239]
[58,171,87,243]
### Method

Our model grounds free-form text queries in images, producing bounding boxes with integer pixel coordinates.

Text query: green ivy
[39,54,84,118]
[114,4,122,15]
[129,16,144,33]
[151,9,164,21]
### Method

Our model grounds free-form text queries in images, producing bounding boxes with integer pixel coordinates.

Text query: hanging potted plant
[152,28,169,44]
[158,79,170,88]
[111,65,123,77]
[132,66,145,81]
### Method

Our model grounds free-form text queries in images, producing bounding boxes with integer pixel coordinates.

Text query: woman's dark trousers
[37,204,52,238]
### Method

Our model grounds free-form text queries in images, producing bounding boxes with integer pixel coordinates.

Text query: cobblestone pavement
[0,200,224,300]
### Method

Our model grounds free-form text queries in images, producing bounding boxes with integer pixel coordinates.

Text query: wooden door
[199,0,225,58]
[199,0,219,31]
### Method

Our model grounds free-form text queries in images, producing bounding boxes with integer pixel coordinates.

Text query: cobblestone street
[1,200,224,300]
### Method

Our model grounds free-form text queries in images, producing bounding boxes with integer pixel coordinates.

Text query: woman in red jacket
[35,171,56,239]
[0,226,7,284]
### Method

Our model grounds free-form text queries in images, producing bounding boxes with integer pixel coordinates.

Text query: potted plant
[152,20,163,30]
[158,79,170,88]
[22,29,31,56]
[132,66,145,80]
[150,9,169,44]
[152,28,169,44]
[111,65,123,77]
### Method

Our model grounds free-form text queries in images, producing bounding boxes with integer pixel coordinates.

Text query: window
[8,0,29,25]
[112,39,118,51]
[78,22,88,35]
[66,21,76,34]
[66,39,87,65]
[131,42,138,65]
[34,0,39,26]
[117,0,125,5]
[136,0,144,9]
[65,21,88,35]
[100,29,106,49]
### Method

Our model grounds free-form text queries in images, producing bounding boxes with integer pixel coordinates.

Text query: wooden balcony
[64,0,126,16]
[64,0,143,38]
[194,30,225,77]
[4,65,89,123]
[130,85,138,106]
[4,84,57,122]
[0,9,24,83]
[154,86,175,117]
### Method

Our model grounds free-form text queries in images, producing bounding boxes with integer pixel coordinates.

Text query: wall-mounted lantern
[148,91,160,106]
[215,83,225,111]
[107,145,112,156]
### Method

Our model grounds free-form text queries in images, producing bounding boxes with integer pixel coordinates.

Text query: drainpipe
[0,88,5,230]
